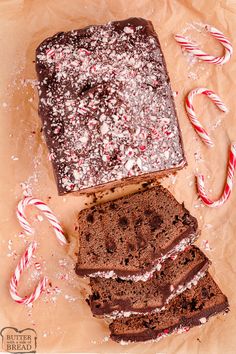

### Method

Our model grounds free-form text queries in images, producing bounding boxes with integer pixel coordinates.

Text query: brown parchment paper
[0,0,236,353]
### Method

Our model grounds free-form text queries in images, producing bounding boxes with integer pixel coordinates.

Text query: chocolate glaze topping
[36,18,186,194]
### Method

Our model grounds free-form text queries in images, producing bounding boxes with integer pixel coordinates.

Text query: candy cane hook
[174,25,233,65]
[9,241,48,305]
[10,197,67,304]
[185,88,228,147]
[17,197,67,246]
[196,143,236,207]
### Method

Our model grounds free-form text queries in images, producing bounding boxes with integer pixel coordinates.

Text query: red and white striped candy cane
[9,241,48,305]
[196,143,236,207]
[174,25,233,65]
[17,197,67,246]
[185,88,228,147]
[10,197,67,304]
[78,48,91,56]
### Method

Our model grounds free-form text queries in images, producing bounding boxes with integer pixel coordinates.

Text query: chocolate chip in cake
[118,217,129,229]
[86,214,94,223]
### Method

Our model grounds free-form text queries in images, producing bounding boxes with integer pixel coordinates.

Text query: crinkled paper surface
[0,0,236,353]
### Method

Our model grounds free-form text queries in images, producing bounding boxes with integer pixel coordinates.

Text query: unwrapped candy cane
[9,241,48,305]
[10,197,67,304]
[196,143,236,207]
[17,197,67,245]
[185,88,228,147]
[174,25,233,65]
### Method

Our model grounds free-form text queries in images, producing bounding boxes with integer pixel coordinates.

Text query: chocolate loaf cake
[110,273,229,343]
[36,17,186,195]
[89,246,210,317]
[75,186,198,281]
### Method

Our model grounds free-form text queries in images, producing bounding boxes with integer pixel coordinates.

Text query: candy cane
[17,197,67,246]
[185,88,228,147]
[196,143,236,207]
[10,197,67,304]
[9,241,48,305]
[46,48,55,59]
[78,48,91,56]
[174,25,233,65]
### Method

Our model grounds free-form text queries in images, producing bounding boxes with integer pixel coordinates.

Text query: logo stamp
[0,327,37,353]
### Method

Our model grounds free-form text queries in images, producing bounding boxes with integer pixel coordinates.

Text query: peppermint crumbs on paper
[36,18,186,194]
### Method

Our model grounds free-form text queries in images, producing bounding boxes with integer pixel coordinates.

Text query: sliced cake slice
[75,185,198,281]
[88,246,210,318]
[109,272,229,343]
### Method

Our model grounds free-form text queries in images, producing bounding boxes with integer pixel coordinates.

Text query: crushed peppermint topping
[199,317,207,324]
[36,19,185,193]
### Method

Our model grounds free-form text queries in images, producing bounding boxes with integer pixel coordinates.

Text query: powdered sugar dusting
[36,19,185,193]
